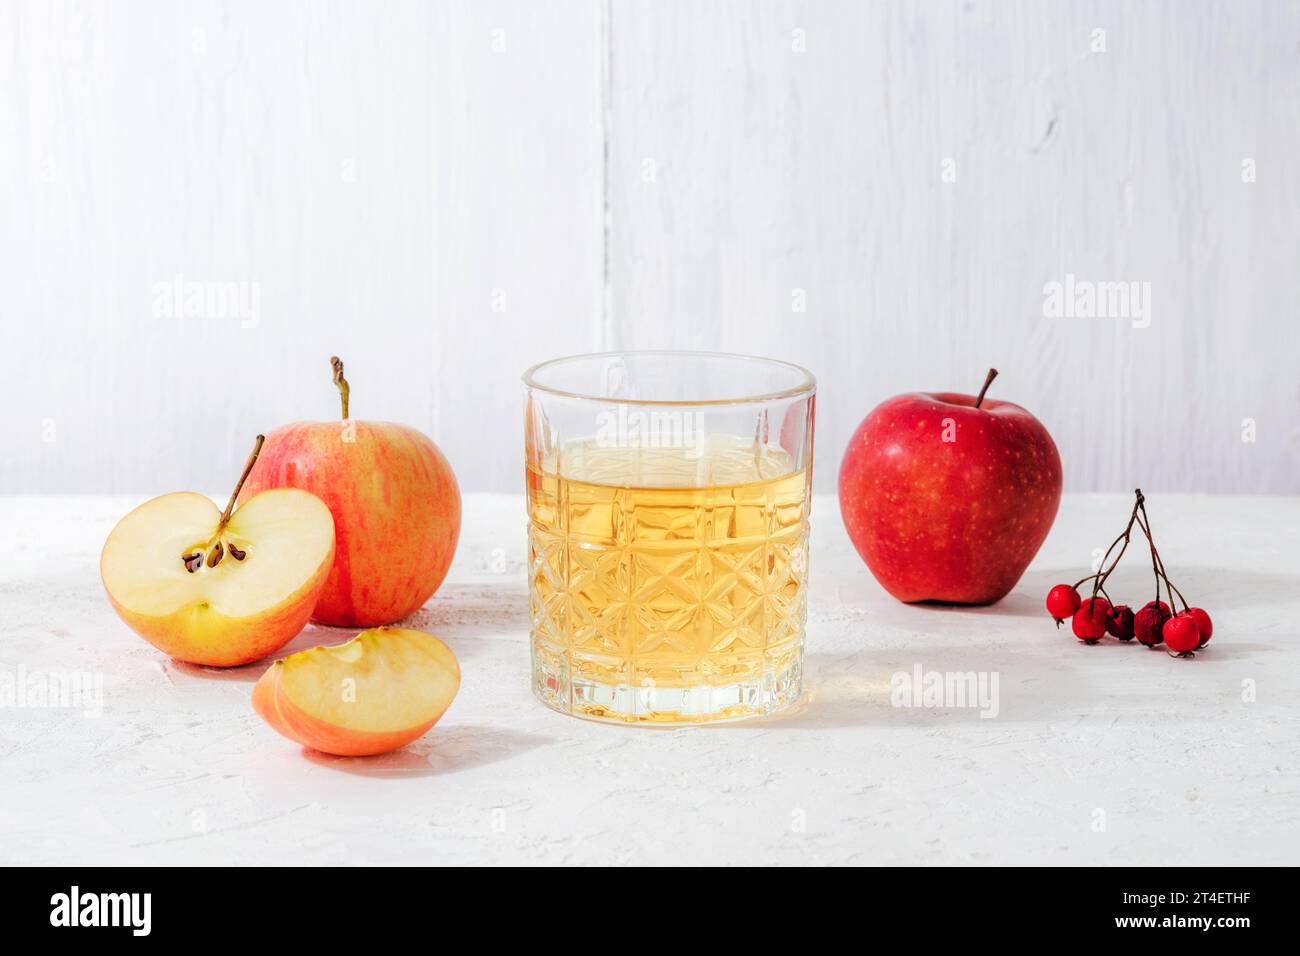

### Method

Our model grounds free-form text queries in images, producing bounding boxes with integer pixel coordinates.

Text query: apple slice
[252,627,460,756]
[101,436,336,667]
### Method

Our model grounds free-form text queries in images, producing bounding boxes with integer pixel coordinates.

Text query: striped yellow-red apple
[238,357,460,627]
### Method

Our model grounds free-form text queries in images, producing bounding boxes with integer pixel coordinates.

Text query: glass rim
[522,350,817,408]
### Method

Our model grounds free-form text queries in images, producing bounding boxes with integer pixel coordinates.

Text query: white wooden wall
[3,0,1297,495]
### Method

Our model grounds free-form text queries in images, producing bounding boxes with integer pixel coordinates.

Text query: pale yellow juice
[527,436,809,723]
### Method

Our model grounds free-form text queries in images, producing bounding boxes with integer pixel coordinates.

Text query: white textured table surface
[2,493,1298,866]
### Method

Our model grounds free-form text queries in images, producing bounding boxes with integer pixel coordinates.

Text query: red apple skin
[838,391,1062,605]
[239,421,461,626]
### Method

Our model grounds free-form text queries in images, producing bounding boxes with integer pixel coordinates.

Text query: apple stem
[216,434,265,535]
[331,355,350,420]
[973,368,999,409]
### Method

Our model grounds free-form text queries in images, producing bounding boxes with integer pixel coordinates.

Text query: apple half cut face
[252,627,461,756]
[100,490,335,667]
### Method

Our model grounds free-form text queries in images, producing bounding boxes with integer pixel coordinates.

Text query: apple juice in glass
[523,352,816,724]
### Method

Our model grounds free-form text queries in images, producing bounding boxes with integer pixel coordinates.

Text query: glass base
[532,652,803,726]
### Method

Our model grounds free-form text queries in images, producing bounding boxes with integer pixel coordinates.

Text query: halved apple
[252,627,460,756]
[101,436,336,667]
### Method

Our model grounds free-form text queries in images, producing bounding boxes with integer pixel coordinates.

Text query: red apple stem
[973,368,999,409]
[331,355,350,420]
[216,434,265,536]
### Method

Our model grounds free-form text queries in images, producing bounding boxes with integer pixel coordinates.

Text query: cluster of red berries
[1044,490,1213,658]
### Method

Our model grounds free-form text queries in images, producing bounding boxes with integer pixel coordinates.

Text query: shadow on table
[400,582,528,645]
[720,646,1042,731]
[826,565,1300,638]
[167,583,528,683]
[300,724,556,778]
[167,623,363,684]
[720,627,1279,731]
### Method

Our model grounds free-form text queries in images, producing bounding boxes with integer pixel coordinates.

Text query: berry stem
[1135,501,1190,613]
[1074,489,1145,599]
[973,368,999,409]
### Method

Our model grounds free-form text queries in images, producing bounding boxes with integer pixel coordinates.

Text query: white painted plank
[1,1,1296,494]
[606,0,1300,494]
[0,0,603,495]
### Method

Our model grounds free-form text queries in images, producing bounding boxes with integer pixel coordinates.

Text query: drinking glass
[523,351,816,724]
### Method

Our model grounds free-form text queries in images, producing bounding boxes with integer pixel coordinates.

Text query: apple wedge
[101,436,336,667]
[252,627,460,756]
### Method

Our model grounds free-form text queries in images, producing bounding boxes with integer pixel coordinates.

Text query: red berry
[1072,610,1105,641]
[1106,604,1135,640]
[1072,598,1109,642]
[1134,603,1171,646]
[1164,613,1201,654]
[1046,584,1082,622]
[1080,596,1111,617]
[1187,607,1213,647]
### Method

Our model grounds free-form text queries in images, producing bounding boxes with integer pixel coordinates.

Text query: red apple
[239,357,461,627]
[838,369,1062,605]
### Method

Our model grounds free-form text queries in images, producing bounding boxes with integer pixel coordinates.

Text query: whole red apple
[239,357,461,627]
[838,369,1061,605]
